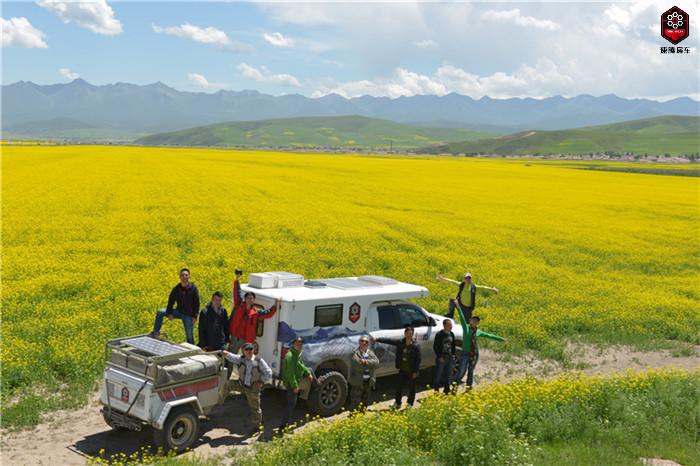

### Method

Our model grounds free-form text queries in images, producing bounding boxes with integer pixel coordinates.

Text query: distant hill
[135,115,496,150]
[3,79,698,140]
[418,116,700,157]
[2,117,134,140]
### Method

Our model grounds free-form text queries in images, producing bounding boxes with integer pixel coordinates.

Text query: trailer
[99,334,226,451]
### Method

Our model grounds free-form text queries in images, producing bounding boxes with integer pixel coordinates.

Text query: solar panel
[320,278,382,289]
[122,337,192,357]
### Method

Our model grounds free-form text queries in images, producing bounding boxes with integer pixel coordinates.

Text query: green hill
[134,115,497,150]
[418,116,700,157]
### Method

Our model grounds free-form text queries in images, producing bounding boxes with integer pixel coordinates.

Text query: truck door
[369,302,435,374]
[393,303,434,368]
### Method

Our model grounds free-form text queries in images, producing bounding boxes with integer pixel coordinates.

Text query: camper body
[239,272,463,415]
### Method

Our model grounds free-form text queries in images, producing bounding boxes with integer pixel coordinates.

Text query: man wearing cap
[278,337,313,434]
[221,343,272,434]
[436,273,499,321]
[348,335,379,412]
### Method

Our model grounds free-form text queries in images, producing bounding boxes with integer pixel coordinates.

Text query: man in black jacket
[376,326,421,409]
[198,291,229,351]
[432,319,455,394]
[151,268,200,344]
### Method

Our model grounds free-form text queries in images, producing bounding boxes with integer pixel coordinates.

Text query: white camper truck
[238,272,463,416]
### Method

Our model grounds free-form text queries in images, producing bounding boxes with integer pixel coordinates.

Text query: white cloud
[311,59,576,99]
[59,68,79,80]
[152,23,255,54]
[1,17,48,48]
[413,39,438,49]
[263,32,293,47]
[187,73,228,90]
[37,0,122,35]
[482,8,560,31]
[236,63,303,88]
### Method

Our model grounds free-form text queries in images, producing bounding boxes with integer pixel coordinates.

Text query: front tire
[153,406,199,453]
[307,369,348,416]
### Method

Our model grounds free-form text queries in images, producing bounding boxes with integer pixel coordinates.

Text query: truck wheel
[307,369,348,417]
[153,406,199,452]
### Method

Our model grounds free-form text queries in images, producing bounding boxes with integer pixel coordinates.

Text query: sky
[2,1,699,101]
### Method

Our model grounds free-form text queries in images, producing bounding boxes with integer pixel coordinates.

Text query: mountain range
[2,79,699,140]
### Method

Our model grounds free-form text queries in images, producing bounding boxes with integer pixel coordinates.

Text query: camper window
[314,304,343,327]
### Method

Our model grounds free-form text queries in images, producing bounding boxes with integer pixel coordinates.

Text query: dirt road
[2,344,697,465]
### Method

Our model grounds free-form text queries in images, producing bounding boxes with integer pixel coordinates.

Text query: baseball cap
[463,272,472,278]
[243,342,255,350]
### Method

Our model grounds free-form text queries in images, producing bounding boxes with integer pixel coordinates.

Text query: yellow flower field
[1,145,698,400]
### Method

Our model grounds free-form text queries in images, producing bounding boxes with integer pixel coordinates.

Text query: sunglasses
[360,340,369,343]
[243,348,254,351]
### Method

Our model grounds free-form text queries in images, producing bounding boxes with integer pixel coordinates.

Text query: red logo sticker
[349,302,361,323]
[661,6,689,44]
[121,387,129,402]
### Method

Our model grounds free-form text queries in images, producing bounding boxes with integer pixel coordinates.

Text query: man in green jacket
[278,337,313,434]
[347,335,379,412]
[436,272,499,321]
[453,307,506,390]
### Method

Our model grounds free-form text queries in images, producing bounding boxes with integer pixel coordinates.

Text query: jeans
[153,308,195,344]
[433,356,454,393]
[445,298,473,321]
[395,370,417,406]
[453,352,479,387]
[279,388,299,430]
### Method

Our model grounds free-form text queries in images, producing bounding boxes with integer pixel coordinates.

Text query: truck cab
[237,272,462,416]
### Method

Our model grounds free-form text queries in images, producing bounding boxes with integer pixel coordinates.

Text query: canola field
[1,145,698,416]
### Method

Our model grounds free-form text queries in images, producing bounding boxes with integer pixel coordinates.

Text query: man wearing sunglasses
[221,343,272,435]
[348,335,379,412]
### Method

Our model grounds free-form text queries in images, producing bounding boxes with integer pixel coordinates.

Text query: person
[228,292,279,354]
[376,326,421,409]
[348,335,379,412]
[197,291,229,352]
[436,273,499,321]
[453,309,506,391]
[221,343,272,434]
[231,268,245,319]
[151,268,200,344]
[278,337,313,435]
[432,319,455,394]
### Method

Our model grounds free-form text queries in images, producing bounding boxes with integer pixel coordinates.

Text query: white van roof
[241,273,429,302]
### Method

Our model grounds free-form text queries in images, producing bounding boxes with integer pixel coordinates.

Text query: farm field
[1,145,698,449]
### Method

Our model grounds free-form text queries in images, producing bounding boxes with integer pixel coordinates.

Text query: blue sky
[2,1,699,100]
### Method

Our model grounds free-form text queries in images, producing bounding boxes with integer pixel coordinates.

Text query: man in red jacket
[229,291,279,354]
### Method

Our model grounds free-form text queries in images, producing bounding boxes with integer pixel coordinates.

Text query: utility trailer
[99,334,225,452]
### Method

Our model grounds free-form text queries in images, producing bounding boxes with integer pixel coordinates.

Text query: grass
[420,115,700,157]
[135,115,496,150]
[247,369,699,465]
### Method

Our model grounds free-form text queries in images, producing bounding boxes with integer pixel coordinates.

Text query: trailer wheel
[153,406,199,452]
[307,369,347,417]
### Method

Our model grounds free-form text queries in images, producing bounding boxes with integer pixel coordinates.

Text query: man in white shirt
[221,343,272,434]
